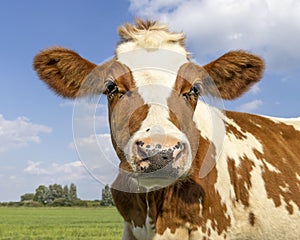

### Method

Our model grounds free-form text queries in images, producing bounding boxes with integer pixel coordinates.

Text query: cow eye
[183,82,202,102]
[190,83,202,96]
[104,80,118,95]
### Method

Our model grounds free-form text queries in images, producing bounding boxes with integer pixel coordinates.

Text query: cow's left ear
[203,50,265,100]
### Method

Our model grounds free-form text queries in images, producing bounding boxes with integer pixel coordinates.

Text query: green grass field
[0,207,123,240]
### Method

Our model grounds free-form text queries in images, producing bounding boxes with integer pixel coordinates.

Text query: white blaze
[116,42,194,187]
[116,47,189,149]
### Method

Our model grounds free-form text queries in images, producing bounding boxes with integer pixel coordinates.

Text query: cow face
[33,22,264,190]
[109,49,197,188]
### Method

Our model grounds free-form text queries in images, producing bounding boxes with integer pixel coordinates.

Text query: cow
[33,19,300,240]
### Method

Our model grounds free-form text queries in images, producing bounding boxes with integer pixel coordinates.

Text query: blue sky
[0,0,299,201]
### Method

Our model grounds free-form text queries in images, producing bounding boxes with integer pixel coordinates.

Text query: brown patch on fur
[33,47,98,98]
[111,186,148,228]
[112,179,204,233]
[167,86,201,165]
[168,110,181,130]
[204,51,265,100]
[174,63,195,91]
[174,63,200,110]
[228,156,254,207]
[112,180,207,236]
[185,131,232,236]
[226,122,247,140]
[105,61,136,109]
[128,105,149,136]
[249,212,255,226]
[106,63,149,161]
[194,159,232,236]
[226,111,300,213]
[154,181,204,234]
[109,94,147,152]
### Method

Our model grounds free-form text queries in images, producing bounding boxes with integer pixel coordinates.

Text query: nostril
[173,143,186,160]
[175,142,183,149]
[136,141,144,147]
[137,146,148,159]
[156,144,162,149]
[174,150,183,161]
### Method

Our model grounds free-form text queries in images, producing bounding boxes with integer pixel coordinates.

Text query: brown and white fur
[33,19,300,240]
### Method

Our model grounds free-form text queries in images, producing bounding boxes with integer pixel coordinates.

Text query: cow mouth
[132,145,189,187]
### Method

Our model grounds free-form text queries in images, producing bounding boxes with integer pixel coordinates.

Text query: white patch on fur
[193,101,226,177]
[225,117,264,166]
[132,215,155,240]
[131,196,155,240]
[153,227,189,240]
[296,174,300,182]
[263,160,281,173]
[190,220,226,240]
[204,219,224,239]
[265,116,300,131]
[279,184,291,193]
[117,48,188,72]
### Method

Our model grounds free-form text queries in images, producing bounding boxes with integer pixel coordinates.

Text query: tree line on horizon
[0,183,114,207]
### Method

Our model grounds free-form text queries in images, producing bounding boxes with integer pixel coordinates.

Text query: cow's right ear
[33,47,97,98]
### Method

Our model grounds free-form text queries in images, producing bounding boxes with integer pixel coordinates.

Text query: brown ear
[203,50,265,100]
[33,47,97,98]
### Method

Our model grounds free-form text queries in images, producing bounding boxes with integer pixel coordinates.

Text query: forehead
[116,45,189,93]
[115,49,189,106]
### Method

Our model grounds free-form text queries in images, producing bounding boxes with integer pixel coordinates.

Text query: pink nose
[133,135,187,173]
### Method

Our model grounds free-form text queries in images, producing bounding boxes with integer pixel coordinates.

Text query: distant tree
[69,183,78,201]
[101,184,114,206]
[34,185,50,204]
[20,193,34,202]
[63,185,69,199]
[49,184,63,200]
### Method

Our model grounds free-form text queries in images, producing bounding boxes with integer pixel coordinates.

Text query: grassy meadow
[0,207,123,240]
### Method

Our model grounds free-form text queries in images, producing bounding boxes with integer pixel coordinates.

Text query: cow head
[33,20,264,190]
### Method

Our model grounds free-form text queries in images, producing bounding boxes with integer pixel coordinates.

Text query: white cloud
[0,114,52,153]
[0,160,103,201]
[24,161,49,175]
[129,0,300,74]
[59,100,75,108]
[237,99,263,112]
[24,160,89,182]
[249,84,261,95]
[69,134,119,185]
